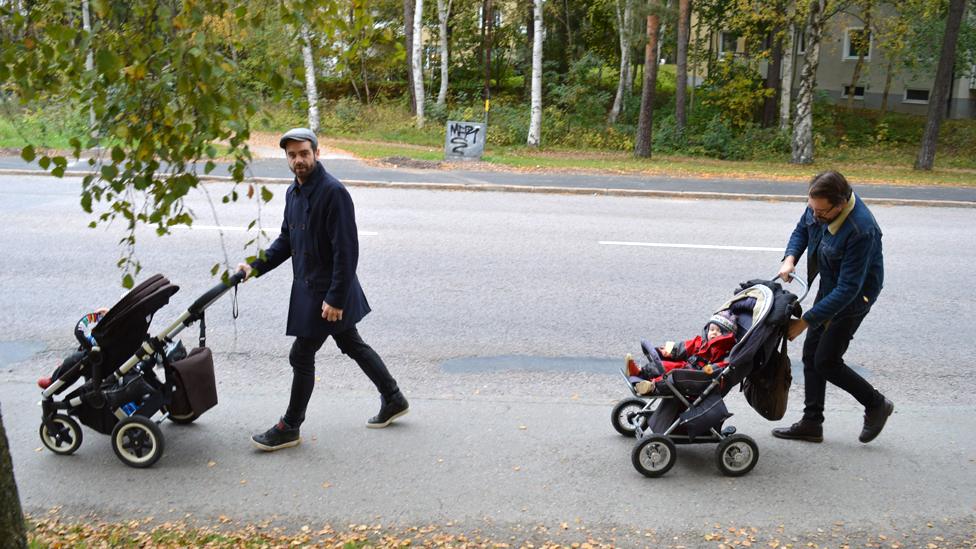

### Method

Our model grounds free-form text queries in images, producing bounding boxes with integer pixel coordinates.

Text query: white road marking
[599,240,782,252]
[172,225,377,236]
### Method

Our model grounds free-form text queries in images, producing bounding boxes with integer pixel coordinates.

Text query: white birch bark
[412,0,425,128]
[82,0,95,134]
[608,0,632,124]
[300,24,320,133]
[791,0,825,164]
[436,0,451,106]
[780,21,795,131]
[527,0,543,146]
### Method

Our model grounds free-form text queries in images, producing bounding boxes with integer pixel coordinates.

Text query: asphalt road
[1,174,974,544]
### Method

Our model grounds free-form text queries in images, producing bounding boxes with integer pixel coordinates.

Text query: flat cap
[279,127,318,150]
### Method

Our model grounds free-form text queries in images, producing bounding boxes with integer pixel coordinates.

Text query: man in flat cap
[238,128,408,451]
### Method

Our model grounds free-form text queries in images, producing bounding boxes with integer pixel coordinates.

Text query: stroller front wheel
[111,415,165,468]
[632,434,677,478]
[715,434,759,477]
[611,398,648,437]
[39,414,83,455]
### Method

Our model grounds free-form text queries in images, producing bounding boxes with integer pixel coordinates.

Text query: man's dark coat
[251,161,370,337]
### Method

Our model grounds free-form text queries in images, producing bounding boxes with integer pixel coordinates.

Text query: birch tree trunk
[915,0,967,170]
[635,5,662,158]
[675,0,690,133]
[300,24,320,133]
[436,0,452,106]
[412,0,425,128]
[608,0,633,125]
[527,0,544,146]
[82,0,95,135]
[780,22,795,130]
[0,407,26,549]
[790,0,826,164]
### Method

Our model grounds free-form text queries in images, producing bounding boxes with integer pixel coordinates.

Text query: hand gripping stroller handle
[187,270,246,318]
[772,273,809,303]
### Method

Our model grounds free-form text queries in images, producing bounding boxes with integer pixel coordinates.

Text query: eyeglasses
[811,203,841,217]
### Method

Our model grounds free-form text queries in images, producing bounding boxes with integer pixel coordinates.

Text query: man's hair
[808,170,852,206]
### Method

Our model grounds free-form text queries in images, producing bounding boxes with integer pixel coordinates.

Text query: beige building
[702,8,975,119]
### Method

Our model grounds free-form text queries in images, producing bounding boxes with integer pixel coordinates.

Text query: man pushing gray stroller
[611,276,807,477]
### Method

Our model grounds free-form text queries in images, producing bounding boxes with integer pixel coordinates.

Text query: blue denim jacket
[784,193,884,330]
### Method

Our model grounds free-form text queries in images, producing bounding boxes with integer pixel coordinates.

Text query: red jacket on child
[658,332,736,377]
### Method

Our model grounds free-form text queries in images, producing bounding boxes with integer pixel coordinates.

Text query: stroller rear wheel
[165,408,199,425]
[611,398,648,437]
[111,415,165,468]
[632,434,677,478]
[39,414,82,455]
[715,434,759,477]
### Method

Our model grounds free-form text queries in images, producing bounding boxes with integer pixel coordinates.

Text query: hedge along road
[1,174,974,545]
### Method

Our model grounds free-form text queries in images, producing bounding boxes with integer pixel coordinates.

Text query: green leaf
[122,274,134,289]
[38,156,51,170]
[204,161,216,174]
[211,262,220,275]
[21,145,35,162]
[111,147,125,163]
[101,165,119,179]
[260,186,273,202]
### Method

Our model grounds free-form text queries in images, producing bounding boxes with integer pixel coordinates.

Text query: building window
[718,31,740,57]
[903,88,930,104]
[796,29,806,55]
[841,85,865,99]
[844,28,872,60]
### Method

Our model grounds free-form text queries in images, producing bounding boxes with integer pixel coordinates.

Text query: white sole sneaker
[366,408,409,429]
[251,436,302,452]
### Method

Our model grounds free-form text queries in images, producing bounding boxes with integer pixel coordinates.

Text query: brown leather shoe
[772,420,823,443]
[859,398,894,443]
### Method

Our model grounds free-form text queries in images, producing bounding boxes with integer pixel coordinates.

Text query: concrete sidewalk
[2,155,974,207]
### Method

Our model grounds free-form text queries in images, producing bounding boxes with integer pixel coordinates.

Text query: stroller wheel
[39,414,83,455]
[715,434,759,477]
[631,434,676,478]
[611,398,647,437]
[111,415,165,468]
[165,409,199,425]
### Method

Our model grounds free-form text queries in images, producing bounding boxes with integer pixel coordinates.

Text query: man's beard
[291,162,311,177]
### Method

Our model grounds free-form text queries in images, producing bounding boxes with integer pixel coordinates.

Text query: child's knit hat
[707,310,737,334]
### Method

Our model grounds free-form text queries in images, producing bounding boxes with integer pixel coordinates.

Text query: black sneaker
[367,392,409,429]
[251,419,301,451]
[771,419,823,443]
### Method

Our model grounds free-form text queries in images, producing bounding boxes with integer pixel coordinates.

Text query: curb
[2,168,973,208]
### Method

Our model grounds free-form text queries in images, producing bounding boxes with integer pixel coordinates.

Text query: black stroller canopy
[91,274,179,369]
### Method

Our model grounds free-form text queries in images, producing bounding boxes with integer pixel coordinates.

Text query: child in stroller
[625,310,738,396]
[37,272,243,468]
[610,276,807,478]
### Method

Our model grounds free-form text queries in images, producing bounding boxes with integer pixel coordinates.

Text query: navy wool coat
[251,162,370,338]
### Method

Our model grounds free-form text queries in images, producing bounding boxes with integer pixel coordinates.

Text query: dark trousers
[282,327,399,428]
[802,310,882,424]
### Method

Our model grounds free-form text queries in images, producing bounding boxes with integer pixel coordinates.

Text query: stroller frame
[38,271,245,468]
[611,275,808,478]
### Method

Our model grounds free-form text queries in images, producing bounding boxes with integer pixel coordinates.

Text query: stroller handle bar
[188,270,246,318]
[773,273,809,303]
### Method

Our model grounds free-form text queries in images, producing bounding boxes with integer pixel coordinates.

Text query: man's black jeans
[283,327,399,428]
[802,309,883,424]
